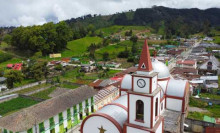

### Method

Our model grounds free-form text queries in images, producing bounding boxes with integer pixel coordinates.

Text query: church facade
[81,40,190,133]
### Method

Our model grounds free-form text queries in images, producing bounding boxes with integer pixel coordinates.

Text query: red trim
[164,79,171,109]
[128,91,154,97]
[135,119,145,123]
[120,88,129,91]
[157,77,170,81]
[151,96,153,128]
[124,116,163,133]
[182,81,190,112]
[107,103,127,111]
[166,95,184,100]
[80,113,123,133]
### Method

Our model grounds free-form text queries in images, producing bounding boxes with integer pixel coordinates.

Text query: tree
[130,35,138,44]
[3,34,12,44]
[87,43,97,59]
[5,70,23,89]
[131,43,138,55]
[103,52,109,61]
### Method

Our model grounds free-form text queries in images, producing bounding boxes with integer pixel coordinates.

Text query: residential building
[199,56,220,75]
[176,60,197,69]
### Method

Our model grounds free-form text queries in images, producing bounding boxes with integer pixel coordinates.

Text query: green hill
[63,36,103,57]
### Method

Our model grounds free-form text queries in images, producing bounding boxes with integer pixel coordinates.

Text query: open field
[0,96,39,116]
[188,97,220,120]
[12,83,51,94]
[31,86,57,99]
[96,25,152,36]
[66,36,103,57]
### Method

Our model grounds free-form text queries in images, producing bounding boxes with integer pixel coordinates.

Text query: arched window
[136,100,144,121]
[155,98,158,117]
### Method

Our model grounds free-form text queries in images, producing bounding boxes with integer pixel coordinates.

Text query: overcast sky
[0,0,219,27]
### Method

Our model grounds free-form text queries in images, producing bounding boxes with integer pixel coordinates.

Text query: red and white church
[81,40,190,133]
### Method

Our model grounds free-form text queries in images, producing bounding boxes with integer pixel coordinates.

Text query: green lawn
[65,37,103,57]
[31,86,56,99]
[13,79,37,88]
[189,97,220,119]
[12,83,51,94]
[0,96,39,116]
[200,93,220,100]
[60,83,80,89]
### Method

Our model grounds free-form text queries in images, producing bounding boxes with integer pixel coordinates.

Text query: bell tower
[124,40,164,133]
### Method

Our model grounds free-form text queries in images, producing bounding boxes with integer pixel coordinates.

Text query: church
[80,40,190,133]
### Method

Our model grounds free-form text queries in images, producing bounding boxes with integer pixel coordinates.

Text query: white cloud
[0,0,219,26]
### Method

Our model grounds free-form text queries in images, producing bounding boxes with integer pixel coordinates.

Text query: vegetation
[31,86,56,99]
[60,83,80,89]
[10,21,72,56]
[0,51,13,63]
[4,70,24,89]
[0,97,39,116]
[12,83,51,94]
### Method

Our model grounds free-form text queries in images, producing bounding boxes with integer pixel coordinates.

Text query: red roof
[176,60,196,65]
[61,58,71,63]
[7,64,14,68]
[13,63,22,70]
[110,76,123,81]
[137,39,153,72]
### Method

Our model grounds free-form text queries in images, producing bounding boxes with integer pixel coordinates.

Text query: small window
[136,100,144,121]
[155,98,158,117]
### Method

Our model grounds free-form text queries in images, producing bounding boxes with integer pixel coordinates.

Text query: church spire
[138,39,153,72]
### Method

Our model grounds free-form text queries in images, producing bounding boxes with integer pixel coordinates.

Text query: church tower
[124,40,164,133]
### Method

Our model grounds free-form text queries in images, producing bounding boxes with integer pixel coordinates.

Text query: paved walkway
[188,107,209,113]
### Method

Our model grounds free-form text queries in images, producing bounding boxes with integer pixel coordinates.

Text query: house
[61,58,71,63]
[171,67,199,80]
[191,46,205,54]
[6,63,22,70]
[200,76,218,89]
[167,49,184,56]
[199,56,220,75]
[94,85,119,110]
[81,64,96,73]
[176,60,197,69]
[81,40,190,133]
[0,85,97,133]
[203,37,213,41]
[71,58,80,62]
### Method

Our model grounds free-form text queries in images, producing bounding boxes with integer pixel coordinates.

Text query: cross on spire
[138,39,153,72]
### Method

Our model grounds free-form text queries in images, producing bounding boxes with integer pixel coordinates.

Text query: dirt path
[188,107,209,113]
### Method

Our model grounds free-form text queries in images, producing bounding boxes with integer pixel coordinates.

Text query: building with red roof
[176,60,197,69]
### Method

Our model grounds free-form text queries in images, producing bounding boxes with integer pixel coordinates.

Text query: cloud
[0,0,219,26]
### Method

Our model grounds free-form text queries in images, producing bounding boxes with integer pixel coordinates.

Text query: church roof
[97,95,128,127]
[152,59,170,80]
[0,85,97,132]
[166,79,189,98]
[138,40,153,72]
[120,74,132,90]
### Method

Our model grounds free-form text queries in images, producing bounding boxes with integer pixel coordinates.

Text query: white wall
[44,119,50,133]
[82,116,120,133]
[153,92,160,127]
[129,94,151,128]
[133,77,150,93]
[166,98,182,112]
[155,121,163,133]
[152,76,158,92]
[121,91,127,96]
[127,126,150,133]
[54,115,59,133]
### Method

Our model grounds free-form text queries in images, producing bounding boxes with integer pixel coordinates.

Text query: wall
[166,98,182,112]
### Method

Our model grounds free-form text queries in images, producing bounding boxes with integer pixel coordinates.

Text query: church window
[155,98,158,117]
[136,100,144,121]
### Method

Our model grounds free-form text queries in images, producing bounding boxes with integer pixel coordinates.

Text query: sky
[0,0,219,27]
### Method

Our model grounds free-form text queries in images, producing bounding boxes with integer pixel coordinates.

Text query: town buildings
[80,40,190,133]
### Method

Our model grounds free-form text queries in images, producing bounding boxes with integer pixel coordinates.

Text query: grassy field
[200,93,220,100]
[0,96,39,116]
[60,83,80,89]
[0,58,22,70]
[96,25,151,36]
[65,36,103,57]
[12,83,51,94]
[188,97,220,120]
[31,86,56,99]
